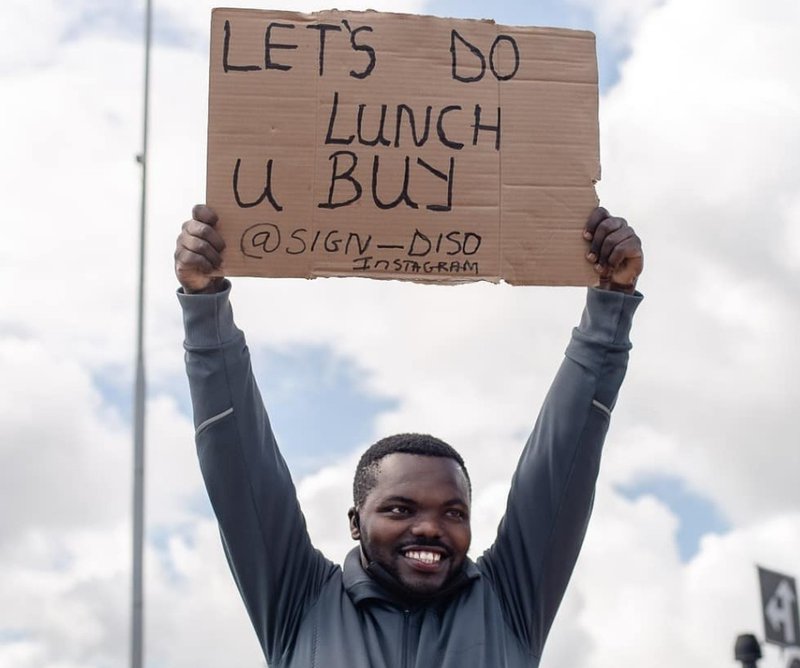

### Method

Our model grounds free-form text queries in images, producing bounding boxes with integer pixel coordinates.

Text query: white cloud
[779,193,800,271]
[549,499,800,668]
[597,0,800,526]
[568,0,665,43]
[0,0,71,71]
[0,337,129,539]
[1,33,142,371]
[144,519,266,667]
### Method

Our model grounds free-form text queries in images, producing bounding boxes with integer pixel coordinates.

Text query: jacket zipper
[401,609,411,668]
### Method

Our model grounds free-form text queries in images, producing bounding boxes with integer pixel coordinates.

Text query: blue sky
[617,475,731,561]
[250,345,397,473]
[427,0,626,89]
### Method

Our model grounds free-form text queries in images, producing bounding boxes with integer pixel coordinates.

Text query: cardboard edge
[308,268,502,285]
[211,7,598,36]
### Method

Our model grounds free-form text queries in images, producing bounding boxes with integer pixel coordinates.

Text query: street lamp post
[131,0,153,666]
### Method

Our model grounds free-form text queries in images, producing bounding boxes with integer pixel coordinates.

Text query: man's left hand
[583,207,644,293]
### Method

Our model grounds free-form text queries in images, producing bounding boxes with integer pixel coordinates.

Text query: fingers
[175,205,226,291]
[174,247,217,275]
[606,233,640,268]
[585,210,626,261]
[597,226,635,266]
[584,207,635,266]
[176,230,223,267]
[177,205,225,260]
[583,206,610,240]
[191,203,219,226]
[584,206,644,289]
[181,217,226,255]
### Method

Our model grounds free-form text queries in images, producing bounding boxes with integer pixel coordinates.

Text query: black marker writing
[223,20,261,72]
[319,152,455,211]
[450,29,520,82]
[372,156,419,210]
[265,22,297,71]
[319,150,362,209]
[232,158,283,211]
[241,223,281,258]
[306,23,341,76]
[222,19,376,78]
[472,105,502,150]
[353,257,480,275]
[408,229,481,256]
[344,21,376,79]
[241,224,373,257]
[324,93,499,151]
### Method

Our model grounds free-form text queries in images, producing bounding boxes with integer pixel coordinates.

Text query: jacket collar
[342,547,480,609]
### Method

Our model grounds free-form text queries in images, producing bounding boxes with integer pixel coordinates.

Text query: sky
[1,0,799,666]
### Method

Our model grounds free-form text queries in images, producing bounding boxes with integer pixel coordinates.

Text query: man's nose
[410,516,442,538]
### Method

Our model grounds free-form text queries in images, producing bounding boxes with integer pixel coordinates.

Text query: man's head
[348,434,472,597]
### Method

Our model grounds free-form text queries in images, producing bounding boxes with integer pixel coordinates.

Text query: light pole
[131,0,153,665]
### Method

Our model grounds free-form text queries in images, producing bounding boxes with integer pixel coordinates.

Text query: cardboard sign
[207,8,599,284]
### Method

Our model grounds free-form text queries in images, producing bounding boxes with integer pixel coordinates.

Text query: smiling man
[349,434,473,598]
[175,205,643,667]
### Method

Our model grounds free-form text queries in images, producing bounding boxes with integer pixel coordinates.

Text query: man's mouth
[404,550,441,564]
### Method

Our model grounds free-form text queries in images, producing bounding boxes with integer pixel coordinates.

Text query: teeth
[404,550,441,564]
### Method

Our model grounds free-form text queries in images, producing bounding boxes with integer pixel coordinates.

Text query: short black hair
[352,433,471,508]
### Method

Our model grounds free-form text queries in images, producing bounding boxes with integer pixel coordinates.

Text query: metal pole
[132,0,152,665]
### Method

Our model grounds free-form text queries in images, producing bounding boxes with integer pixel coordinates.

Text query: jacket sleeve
[478,287,642,658]
[178,282,337,664]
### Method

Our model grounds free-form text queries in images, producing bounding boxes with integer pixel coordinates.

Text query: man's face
[349,453,471,596]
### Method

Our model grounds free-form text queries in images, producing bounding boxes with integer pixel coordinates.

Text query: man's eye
[388,506,411,515]
[446,509,467,520]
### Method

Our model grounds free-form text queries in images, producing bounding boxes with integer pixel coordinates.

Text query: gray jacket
[179,285,641,667]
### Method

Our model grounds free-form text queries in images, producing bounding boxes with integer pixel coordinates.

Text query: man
[175,205,643,667]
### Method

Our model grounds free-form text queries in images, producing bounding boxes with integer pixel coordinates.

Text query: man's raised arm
[175,205,336,663]
[478,208,643,659]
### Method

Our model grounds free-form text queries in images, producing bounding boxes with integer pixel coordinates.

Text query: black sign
[759,566,800,648]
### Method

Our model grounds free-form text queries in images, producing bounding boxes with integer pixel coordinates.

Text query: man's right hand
[175,204,227,294]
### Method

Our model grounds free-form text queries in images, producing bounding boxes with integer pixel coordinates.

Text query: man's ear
[348,507,360,540]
